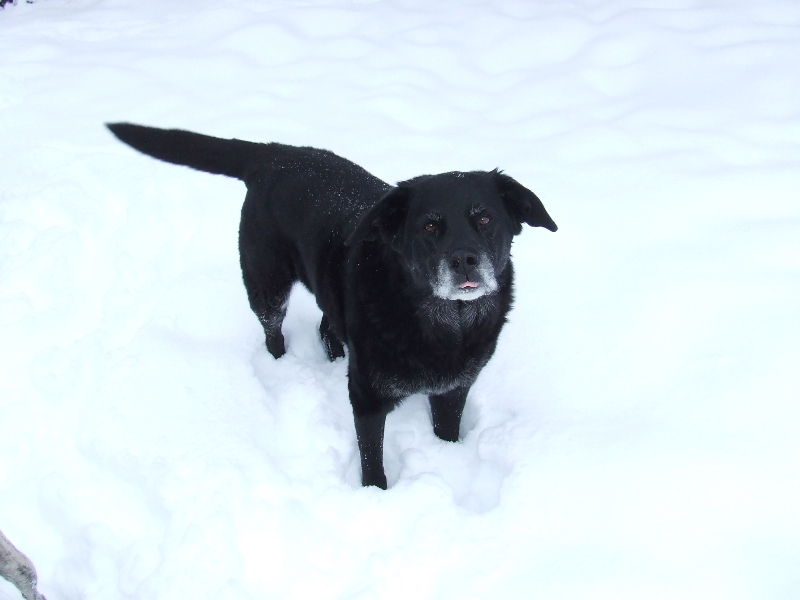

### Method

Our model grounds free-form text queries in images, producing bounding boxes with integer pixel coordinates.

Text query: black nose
[449,249,478,275]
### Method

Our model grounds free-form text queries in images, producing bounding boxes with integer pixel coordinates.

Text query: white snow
[1,0,799,598]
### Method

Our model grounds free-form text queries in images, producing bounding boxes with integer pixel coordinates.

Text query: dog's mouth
[459,281,479,289]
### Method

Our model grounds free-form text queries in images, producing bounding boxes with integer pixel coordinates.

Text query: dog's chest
[369,297,501,399]
[374,364,479,399]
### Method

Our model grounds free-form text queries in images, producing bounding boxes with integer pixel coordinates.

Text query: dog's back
[107,122,388,243]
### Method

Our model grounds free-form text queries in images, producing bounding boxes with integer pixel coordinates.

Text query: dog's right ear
[345,187,410,247]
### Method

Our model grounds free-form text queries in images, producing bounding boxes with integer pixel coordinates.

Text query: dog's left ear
[345,186,410,247]
[494,171,558,234]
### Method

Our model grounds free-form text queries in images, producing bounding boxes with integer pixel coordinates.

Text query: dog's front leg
[429,386,469,442]
[353,411,388,489]
[348,377,390,489]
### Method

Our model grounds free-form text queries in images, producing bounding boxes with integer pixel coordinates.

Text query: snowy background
[1,0,799,598]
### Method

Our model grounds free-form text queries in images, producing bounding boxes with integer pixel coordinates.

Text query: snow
[1,0,799,598]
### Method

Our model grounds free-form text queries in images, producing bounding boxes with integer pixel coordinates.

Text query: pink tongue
[460,281,478,289]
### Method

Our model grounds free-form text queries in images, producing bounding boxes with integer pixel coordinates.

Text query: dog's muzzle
[433,251,498,301]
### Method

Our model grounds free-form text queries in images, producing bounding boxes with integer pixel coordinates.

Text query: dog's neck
[416,294,500,333]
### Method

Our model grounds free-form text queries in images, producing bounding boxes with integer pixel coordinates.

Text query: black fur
[107,123,557,489]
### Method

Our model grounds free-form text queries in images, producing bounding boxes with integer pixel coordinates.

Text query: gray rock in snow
[0,529,46,600]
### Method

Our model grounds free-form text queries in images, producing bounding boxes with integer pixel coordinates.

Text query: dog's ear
[345,186,410,247]
[494,171,557,234]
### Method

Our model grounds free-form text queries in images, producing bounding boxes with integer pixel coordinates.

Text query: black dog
[107,123,557,488]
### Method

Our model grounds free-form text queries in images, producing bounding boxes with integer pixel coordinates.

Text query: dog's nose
[449,249,478,275]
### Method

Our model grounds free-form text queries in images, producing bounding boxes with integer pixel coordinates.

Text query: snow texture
[1,0,799,598]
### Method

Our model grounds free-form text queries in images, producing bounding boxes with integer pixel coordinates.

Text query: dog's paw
[361,472,388,490]
[322,335,345,361]
[433,424,460,443]
[319,316,345,361]
[265,334,286,359]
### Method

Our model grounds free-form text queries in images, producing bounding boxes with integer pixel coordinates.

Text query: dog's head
[345,170,557,300]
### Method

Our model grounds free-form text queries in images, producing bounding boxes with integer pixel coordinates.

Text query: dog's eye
[477,215,491,226]
[423,222,437,233]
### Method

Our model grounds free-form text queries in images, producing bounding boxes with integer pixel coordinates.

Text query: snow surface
[1,0,799,598]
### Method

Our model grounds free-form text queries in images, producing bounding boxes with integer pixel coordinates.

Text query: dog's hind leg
[319,315,345,361]
[255,291,290,359]
[429,386,469,442]
[241,263,293,359]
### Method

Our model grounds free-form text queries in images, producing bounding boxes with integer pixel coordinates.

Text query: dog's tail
[106,123,260,180]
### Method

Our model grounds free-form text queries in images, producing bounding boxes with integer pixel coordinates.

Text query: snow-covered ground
[1,0,799,598]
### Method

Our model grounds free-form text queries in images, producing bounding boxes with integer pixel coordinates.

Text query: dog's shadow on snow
[250,285,512,513]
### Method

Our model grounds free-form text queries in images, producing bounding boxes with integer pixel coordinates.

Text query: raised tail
[106,123,260,180]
